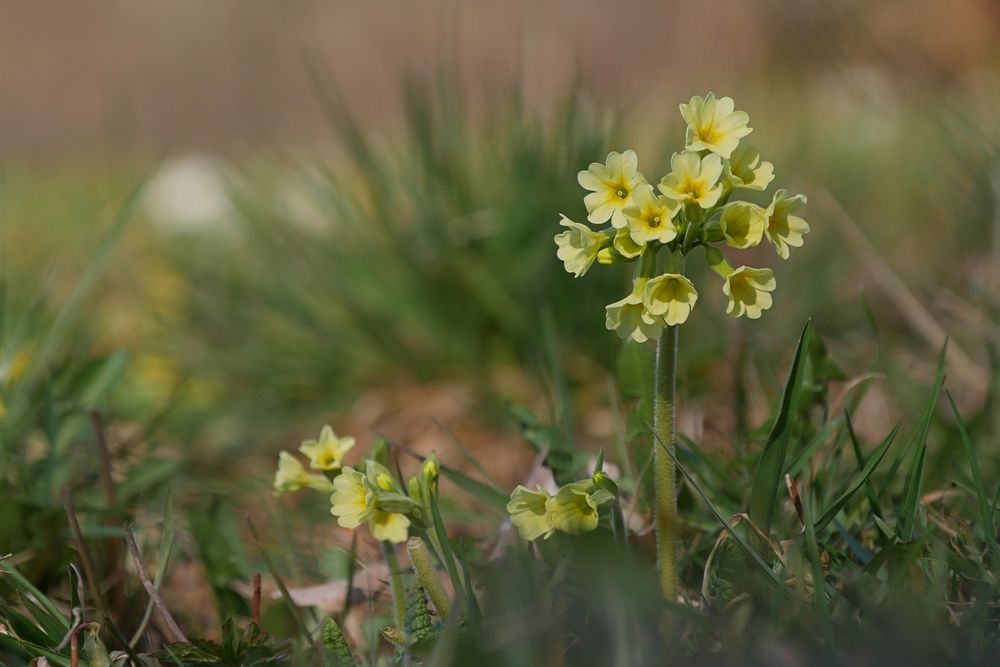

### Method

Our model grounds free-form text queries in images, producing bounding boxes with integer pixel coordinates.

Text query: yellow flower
[577,150,646,228]
[623,184,681,245]
[658,152,724,209]
[679,92,752,159]
[765,190,810,259]
[554,215,613,277]
[613,226,643,258]
[545,481,603,535]
[719,201,766,249]
[643,273,698,326]
[724,143,774,191]
[330,467,375,528]
[299,425,355,471]
[605,278,663,343]
[507,486,554,541]
[274,452,334,494]
[723,266,776,319]
[368,510,411,544]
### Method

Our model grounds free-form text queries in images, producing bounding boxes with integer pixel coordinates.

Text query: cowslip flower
[658,152,724,209]
[643,273,699,326]
[507,486,554,541]
[723,266,776,319]
[554,215,613,277]
[764,190,810,259]
[623,184,681,245]
[330,466,411,543]
[545,481,612,535]
[719,201,766,249]
[577,150,646,228]
[680,92,752,158]
[724,143,774,191]
[299,425,355,471]
[605,278,663,343]
[274,452,334,493]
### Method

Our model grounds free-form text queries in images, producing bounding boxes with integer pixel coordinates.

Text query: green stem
[653,324,680,600]
[382,542,407,629]
[407,536,450,619]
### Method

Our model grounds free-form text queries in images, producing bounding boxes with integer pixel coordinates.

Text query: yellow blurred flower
[274,452,335,494]
[719,201,766,249]
[643,273,698,326]
[623,184,681,245]
[658,152,724,209]
[507,486,554,541]
[368,510,411,544]
[577,150,646,228]
[680,92,752,159]
[545,481,602,535]
[765,190,810,259]
[605,278,663,343]
[723,266,776,319]
[330,467,374,528]
[299,425,355,471]
[724,143,774,191]
[554,215,613,277]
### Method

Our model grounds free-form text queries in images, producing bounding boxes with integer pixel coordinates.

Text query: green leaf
[813,425,899,533]
[897,341,946,540]
[749,321,812,536]
[946,390,994,546]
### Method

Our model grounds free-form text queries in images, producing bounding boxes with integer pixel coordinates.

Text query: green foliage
[156,620,291,667]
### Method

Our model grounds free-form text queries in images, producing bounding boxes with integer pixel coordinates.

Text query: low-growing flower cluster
[555,92,810,340]
[273,425,439,544]
[506,471,619,541]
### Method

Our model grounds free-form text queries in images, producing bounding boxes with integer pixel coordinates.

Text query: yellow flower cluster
[554,93,810,332]
[506,476,616,541]
[274,426,439,544]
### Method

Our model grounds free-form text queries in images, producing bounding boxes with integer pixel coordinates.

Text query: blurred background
[1,0,998,631]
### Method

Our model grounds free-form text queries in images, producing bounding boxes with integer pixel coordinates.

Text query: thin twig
[89,410,125,616]
[62,490,109,621]
[252,573,262,627]
[123,522,188,644]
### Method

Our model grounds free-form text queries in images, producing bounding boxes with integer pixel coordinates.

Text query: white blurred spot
[143,154,234,233]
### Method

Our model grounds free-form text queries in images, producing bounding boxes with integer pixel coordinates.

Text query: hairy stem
[653,324,680,600]
[382,542,407,629]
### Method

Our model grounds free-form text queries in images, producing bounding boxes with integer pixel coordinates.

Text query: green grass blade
[946,390,994,544]
[813,425,899,533]
[749,321,812,536]
[429,494,467,608]
[898,341,947,539]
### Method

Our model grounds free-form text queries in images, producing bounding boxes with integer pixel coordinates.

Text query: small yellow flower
[605,278,663,343]
[299,425,355,471]
[507,486,554,541]
[658,152,724,209]
[545,481,602,535]
[577,150,646,228]
[723,143,774,191]
[554,215,613,278]
[623,184,681,245]
[613,226,644,259]
[723,266,776,319]
[765,190,810,259]
[679,92,752,159]
[330,467,375,528]
[274,452,335,494]
[643,273,698,326]
[719,201,766,249]
[368,510,411,544]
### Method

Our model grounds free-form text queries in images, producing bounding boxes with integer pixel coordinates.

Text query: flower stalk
[382,541,407,629]
[653,323,680,600]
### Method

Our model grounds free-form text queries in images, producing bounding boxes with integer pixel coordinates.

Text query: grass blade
[813,425,899,533]
[946,390,994,545]
[749,321,812,536]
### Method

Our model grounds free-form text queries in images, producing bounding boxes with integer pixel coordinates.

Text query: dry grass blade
[814,188,986,397]
[701,513,787,605]
[122,522,188,644]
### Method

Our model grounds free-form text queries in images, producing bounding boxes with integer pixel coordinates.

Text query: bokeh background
[2,0,998,631]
